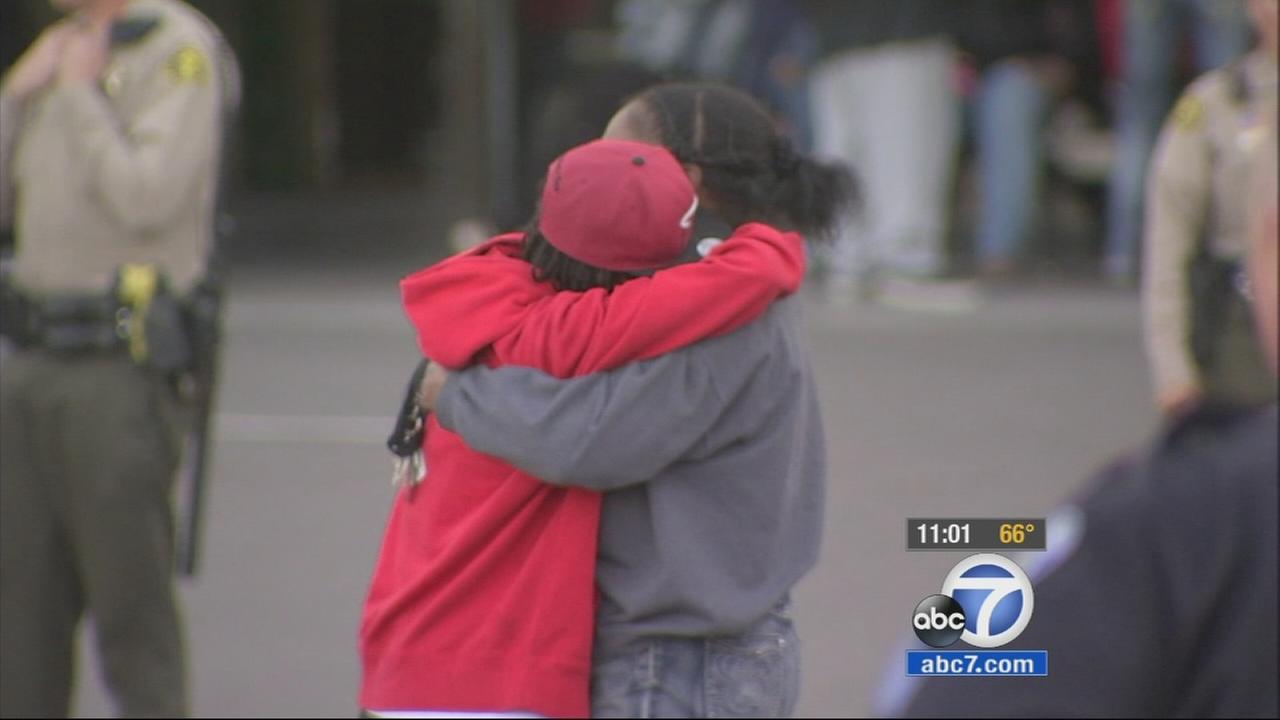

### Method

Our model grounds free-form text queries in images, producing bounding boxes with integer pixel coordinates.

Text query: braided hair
[627,82,857,240]
[521,224,636,292]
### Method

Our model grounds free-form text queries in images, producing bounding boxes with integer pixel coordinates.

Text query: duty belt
[2,264,204,372]
[3,292,126,353]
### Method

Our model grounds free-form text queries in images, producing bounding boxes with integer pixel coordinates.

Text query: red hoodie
[359,223,805,717]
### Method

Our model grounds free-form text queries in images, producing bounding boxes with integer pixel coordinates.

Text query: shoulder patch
[1172,94,1204,131]
[166,45,208,84]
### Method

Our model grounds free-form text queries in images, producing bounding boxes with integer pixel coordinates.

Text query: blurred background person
[1142,0,1277,421]
[958,0,1103,279]
[614,0,818,150]
[723,0,819,153]
[803,0,964,310]
[1104,0,1250,283]
[0,0,235,716]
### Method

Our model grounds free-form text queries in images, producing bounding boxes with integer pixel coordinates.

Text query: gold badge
[1172,94,1204,131]
[103,66,125,97]
[166,45,208,84]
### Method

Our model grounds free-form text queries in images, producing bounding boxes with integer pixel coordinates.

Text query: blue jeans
[590,599,801,718]
[973,60,1050,265]
[1104,0,1248,278]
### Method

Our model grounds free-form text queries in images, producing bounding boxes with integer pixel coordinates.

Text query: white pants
[810,37,960,278]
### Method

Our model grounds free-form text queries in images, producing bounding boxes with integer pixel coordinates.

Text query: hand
[57,21,110,87]
[1157,384,1203,420]
[417,361,451,413]
[2,25,71,99]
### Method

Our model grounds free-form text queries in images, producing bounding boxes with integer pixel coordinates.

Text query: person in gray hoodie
[419,81,852,718]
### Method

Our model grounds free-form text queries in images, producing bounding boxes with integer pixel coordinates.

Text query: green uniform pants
[0,349,188,718]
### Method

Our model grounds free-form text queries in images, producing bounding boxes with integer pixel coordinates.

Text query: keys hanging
[392,448,427,490]
[388,359,430,488]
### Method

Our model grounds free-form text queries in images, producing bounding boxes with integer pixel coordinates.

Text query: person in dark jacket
[881,107,1279,720]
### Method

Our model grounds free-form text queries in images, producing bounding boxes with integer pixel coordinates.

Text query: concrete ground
[69,192,1156,718]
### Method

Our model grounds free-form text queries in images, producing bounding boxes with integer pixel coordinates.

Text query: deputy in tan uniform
[1142,0,1278,419]
[0,0,234,716]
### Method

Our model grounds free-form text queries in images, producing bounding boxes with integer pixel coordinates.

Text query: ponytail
[771,150,857,241]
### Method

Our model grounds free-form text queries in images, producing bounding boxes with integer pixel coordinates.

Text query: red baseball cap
[539,139,698,272]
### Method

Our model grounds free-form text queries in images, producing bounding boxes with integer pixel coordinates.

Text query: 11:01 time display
[916,522,970,546]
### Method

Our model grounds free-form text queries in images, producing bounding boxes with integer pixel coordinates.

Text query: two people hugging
[360,82,856,719]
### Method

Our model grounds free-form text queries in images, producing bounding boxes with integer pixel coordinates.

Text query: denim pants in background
[590,598,800,718]
[972,59,1052,268]
[1104,0,1249,280]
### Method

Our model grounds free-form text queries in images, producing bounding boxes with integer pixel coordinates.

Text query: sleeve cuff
[433,369,464,431]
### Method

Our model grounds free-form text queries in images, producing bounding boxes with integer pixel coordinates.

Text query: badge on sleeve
[103,65,125,97]
[166,45,208,84]
[1172,94,1204,131]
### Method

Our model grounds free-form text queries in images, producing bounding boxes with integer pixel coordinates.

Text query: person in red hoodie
[359,137,848,717]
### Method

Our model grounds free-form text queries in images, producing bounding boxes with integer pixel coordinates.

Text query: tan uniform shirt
[1142,50,1279,401]
[0,0,229,297]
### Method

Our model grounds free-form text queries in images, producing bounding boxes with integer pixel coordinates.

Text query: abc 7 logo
[912,553,1035,648]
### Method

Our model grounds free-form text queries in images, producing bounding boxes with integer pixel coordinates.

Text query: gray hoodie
[435,296,826,658]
